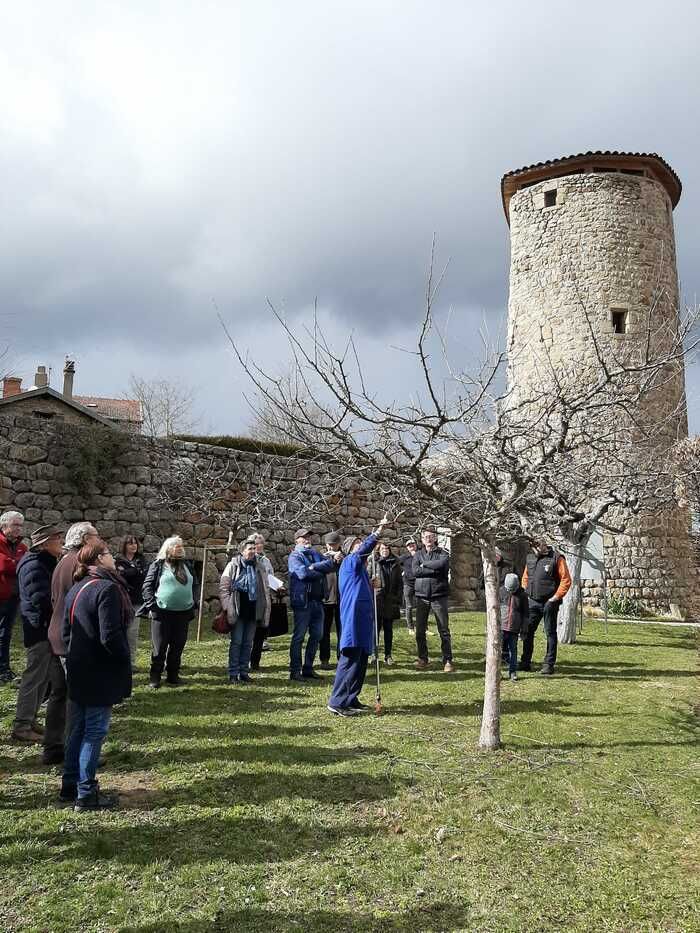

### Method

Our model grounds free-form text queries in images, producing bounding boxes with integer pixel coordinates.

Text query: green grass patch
[0,615,697,932]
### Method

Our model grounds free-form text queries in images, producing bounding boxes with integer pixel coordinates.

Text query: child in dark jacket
[500,573,529,681]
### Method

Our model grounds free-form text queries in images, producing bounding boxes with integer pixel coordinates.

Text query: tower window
[544,189,557,207]
[611,309,628,334]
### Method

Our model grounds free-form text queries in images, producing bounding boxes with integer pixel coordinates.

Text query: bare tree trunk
[558,538,586,644]
[478,546,501,750]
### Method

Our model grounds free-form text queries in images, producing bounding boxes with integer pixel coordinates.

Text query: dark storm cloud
[2,0,700,431]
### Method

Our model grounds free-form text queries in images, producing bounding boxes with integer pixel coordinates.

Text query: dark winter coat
[16,550,58,648]
[287,548,336,609]
[376,555,403,621]
[399,553,416,587]
[115,554,149,609]
[49,548,80,656]
[338,534,377,653]
[0,531,28,601]
[140,558,199,623]
[413,546,450,600]
[63,571,133,706]
[499,585,529,634]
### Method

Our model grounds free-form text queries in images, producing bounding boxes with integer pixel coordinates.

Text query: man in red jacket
[0,511,28,684]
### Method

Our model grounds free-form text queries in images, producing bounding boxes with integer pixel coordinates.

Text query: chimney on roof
[2,376,22,398]
[63,359,75,399]
[33,365,49,389]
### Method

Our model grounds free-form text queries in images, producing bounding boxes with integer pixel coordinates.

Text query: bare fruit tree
[128,375,199,438]
[247,358,333,447]
[219,246,696,749]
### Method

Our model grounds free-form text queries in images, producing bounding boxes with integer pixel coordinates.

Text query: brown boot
[414,658,429,670]
[11,727,43,743]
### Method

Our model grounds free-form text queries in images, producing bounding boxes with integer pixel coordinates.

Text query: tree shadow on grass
[387,698,613,719]
[120,901,473,933]
[553,662,696,680]
[106,740,387,772]
[110,718,332,742]
[577,639,697,650]
[0,766,403,814]
[0,812,377,868]
[123,686,315,720]
[148,767,404,809]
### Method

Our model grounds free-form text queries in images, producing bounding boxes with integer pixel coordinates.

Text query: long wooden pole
[196,546,208,643]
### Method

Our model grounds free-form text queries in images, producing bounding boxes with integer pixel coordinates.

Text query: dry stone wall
[0,412,483,613]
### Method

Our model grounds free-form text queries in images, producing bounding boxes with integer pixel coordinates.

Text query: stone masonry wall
[0,412,483,613]
[506,169,693,615]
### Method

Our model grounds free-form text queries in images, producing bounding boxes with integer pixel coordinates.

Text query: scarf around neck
[233,558,258,601]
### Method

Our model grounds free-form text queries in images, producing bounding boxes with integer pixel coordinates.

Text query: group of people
[0,507,572,807]
[0,511,200,812]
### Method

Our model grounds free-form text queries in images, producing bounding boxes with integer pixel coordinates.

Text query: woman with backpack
[61,539,132,811]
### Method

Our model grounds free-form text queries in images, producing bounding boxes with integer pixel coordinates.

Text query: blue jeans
[228,619,257,677]
[63,701,112,799]
[289,601,324,674]
[0,597,18,671]
[502,630,518,675]
[329,648,369,709]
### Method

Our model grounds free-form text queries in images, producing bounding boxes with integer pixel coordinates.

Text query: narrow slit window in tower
[544,189,557,207]
[611,309,628,334]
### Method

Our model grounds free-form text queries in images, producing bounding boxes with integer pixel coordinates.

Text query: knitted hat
[29,524,63,551]
[324,531,343,547]
[504,573,520,594]
[342,535,361,555]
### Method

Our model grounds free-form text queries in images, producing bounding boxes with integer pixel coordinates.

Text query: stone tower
[501,151,692,615]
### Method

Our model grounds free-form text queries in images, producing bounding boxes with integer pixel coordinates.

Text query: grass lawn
[0,614,698,933]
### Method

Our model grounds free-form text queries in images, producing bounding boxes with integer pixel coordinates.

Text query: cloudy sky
[2,0,700,433]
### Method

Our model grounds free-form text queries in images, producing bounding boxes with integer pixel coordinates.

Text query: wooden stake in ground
[373,576,383,716]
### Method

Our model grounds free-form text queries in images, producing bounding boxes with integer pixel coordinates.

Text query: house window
[611,309,628,334]
[544,189,557,207]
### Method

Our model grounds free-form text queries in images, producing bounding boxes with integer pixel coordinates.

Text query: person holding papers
[219,538,271,684]
[249,534,282,671]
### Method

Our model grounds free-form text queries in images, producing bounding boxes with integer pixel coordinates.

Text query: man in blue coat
[288,528,341,681]
[327,515,389,716]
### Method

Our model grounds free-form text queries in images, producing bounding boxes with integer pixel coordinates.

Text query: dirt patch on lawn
[101,769,162,808]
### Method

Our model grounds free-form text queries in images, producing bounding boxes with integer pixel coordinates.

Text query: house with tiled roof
[0,361,143,434]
